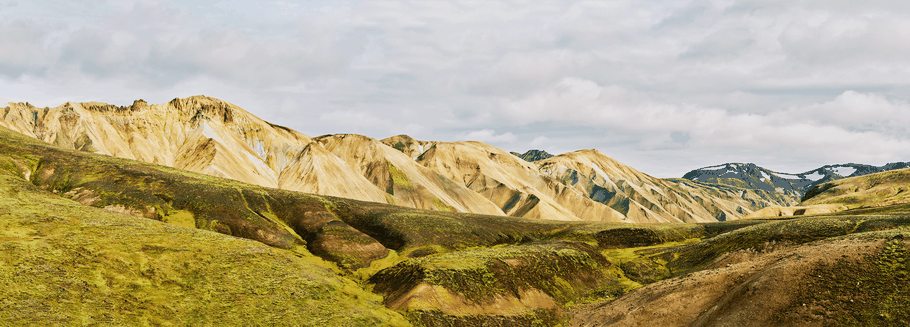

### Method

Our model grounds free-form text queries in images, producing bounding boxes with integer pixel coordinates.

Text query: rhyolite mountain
[682,162,910,205]
[2,122,907,326]
[1,96,790,222]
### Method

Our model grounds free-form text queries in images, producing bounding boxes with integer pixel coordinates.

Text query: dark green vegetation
[2,125,910,326]
[510,149,555,162]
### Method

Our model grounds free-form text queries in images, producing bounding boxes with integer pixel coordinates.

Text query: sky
[2,0,910,177]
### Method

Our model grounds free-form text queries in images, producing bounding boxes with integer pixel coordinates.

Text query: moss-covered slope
[802,167,910,209]
[0,174,408,326]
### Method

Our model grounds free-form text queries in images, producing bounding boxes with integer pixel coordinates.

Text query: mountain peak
[511,149,554,162]
[682,162,910,204]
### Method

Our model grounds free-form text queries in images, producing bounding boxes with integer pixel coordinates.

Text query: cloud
[5,0,910,176]
[455,129,517,144]
[501,77,910,173]
[529,136,550,148]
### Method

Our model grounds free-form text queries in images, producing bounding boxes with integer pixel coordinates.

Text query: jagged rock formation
[683,162,910,205]
[510,149,554,162]
[2,96,781,223]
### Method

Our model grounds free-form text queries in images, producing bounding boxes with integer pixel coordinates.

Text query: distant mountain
[682,162,910,205]
[801,166,910,208]
[510,149,554,162]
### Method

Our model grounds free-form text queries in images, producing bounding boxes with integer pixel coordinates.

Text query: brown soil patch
[570,237,897,327]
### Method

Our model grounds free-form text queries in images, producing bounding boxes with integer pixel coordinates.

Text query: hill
[0,129,408,326]
[683,162,910,206]
[801,167,910,209]
[1,96,784,223]
[1,123,908,326]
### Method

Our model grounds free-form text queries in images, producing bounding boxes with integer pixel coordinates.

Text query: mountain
[801,167,910,209]
[0,97,389,202]
[682,162,910,206]
[511,149,555,162]
[536,150,792,222]
[0,97,807,224]
[0,127,409,326]
[390,138,786,222]
[1,119,908,326]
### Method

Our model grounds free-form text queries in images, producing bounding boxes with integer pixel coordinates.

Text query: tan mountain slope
[382,134,436,159]
[277,142,390,202]
[538,150,785,222]
[0,97,389,202]
[386,134,781,222]
[412,140,626,222]
[3,96,779,223]
[315,134,505,214]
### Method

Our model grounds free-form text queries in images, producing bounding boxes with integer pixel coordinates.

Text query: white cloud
[4,0,910,176]
[456,129,517,144]
[529,136,550,148]
[502,77,910,175]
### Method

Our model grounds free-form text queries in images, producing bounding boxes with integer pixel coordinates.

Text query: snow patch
[760,171,770,182]
[804,171,825,181]
[773,173,801,179]
[833,166,857,176]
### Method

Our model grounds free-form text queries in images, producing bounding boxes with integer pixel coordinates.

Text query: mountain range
[1,96,909,326]
[0,113,907,326]
[0,96,795,223]
[682,162,910,205]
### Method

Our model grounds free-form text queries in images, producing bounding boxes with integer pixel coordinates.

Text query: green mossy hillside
[802,167,910,208]
[0,174,409,326]
[662,215,910,274]
[369,241,611,326]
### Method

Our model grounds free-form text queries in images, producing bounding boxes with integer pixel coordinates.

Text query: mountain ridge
[2,99,910,326]
[683,162,910,206]
[2,96,795,222]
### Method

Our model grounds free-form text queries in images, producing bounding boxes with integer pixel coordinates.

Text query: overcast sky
[3,0,910,177]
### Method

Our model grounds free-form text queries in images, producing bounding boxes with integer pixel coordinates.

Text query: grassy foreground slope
[0,126,762,325]
[802,167,910,209]
[569,183,910,326]
[0,176,408,325]
[4,123,909,326]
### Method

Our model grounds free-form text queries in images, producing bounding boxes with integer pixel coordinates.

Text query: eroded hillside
[1,125,908,326]
[2,96,785,223]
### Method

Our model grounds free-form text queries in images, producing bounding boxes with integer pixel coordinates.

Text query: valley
[0,97,908,326]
